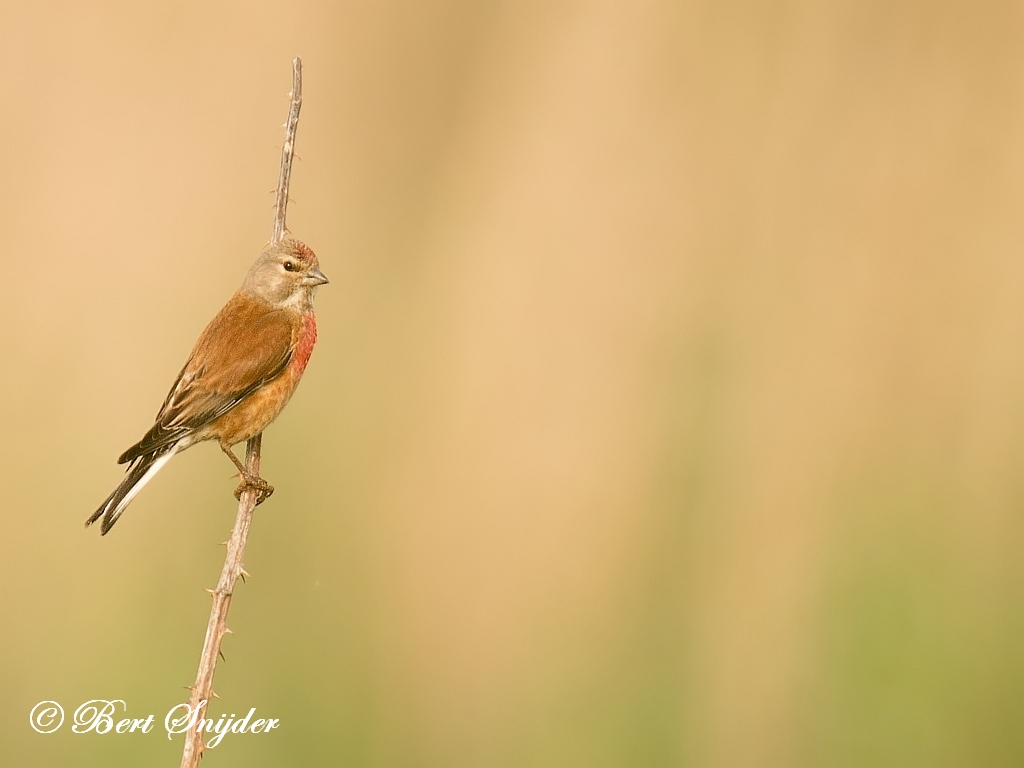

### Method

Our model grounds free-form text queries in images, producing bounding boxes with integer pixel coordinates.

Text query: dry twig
[178,57,303,768]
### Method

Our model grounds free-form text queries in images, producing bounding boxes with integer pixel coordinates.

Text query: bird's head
[241,238,328,310]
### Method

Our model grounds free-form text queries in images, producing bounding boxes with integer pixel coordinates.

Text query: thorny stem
[179,58,302,768]
[273,59,303,245]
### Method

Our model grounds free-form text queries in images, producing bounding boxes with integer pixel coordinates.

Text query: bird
[86,238,328,535]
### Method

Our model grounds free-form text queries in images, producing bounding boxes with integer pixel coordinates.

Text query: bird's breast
[291,312,317,376]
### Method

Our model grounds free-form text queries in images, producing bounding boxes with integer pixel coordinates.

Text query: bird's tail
[86,445,180,535]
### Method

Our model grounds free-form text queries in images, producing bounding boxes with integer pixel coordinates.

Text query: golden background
[2,2,1024,766]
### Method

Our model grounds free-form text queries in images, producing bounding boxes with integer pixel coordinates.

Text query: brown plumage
[87,238,327,534]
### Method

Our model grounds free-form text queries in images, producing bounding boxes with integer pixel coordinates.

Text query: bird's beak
[303,267,329,286]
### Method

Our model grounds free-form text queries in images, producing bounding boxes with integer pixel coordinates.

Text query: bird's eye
[283,261,297,272]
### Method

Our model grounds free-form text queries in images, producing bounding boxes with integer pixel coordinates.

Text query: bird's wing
[118,294,295,463]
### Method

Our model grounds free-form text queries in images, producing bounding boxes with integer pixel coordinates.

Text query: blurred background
[2,1,1024,766]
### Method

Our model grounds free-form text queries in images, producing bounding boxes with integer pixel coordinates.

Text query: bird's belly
[208,372,298,446]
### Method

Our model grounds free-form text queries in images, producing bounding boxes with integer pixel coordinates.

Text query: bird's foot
[234,473,274,505]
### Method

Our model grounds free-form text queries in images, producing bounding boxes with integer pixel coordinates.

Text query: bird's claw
[234,474,274,505]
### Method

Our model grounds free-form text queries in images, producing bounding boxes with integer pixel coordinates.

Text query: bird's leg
[219,442,274,505]
[219,441,249,474]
